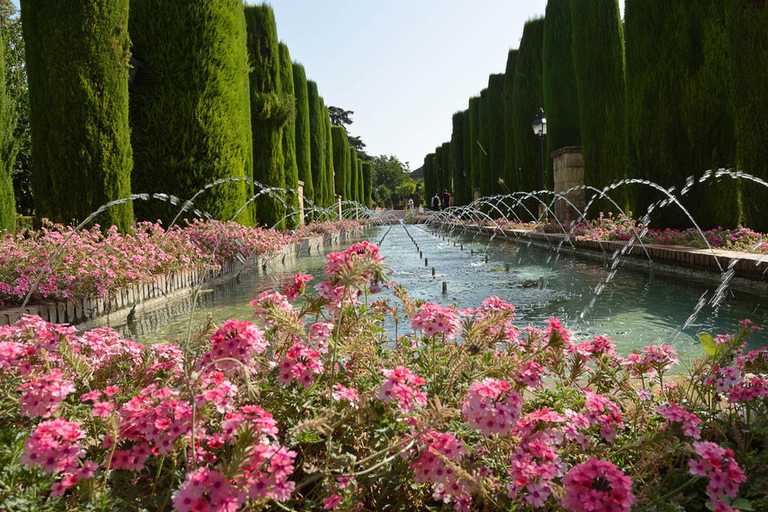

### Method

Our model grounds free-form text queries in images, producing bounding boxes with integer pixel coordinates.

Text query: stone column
[336,195,343,220]
[297,180,305,227]
[551,146,585,223]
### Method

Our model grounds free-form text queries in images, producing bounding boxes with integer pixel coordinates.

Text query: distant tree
[372,155,410,192]
[375,184,391,208]
[502,49,519,195]
[307,81,326,207]
[395,181,416,208]
[278,43,299,229]
[362,161,373,207]
[348,135,366,153]
[0,32,17,232]
[328,106,353,127]
[292,63,313,206]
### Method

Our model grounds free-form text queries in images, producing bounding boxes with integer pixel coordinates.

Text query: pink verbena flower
[324,241,383,284]
[657,403,702,439]
[275,343,324,388]
[583,390,624,442]
[250,290,294,329]
[310,322,334,353]
[561,458,635,512]
[17,370,75,418]
[411,431,472,510]
[728,376,768,403]
[332,383,360,408]
[705,366,742,395]
[689,441,746,510]
[377,366,427,414]
[21,418,86,474]
[410,303,461,339]
[323,494,343,510]
[172,466,245,512]
[206,319,268,375]
[282,271,313,301]
[461,378,522,436]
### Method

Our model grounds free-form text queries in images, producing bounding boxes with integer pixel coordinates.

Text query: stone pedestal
[551,146,585,223]
[297,180,305,227]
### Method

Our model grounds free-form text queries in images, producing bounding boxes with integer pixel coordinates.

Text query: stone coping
[0,231,353,329]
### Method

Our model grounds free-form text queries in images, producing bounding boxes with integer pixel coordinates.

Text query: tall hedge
[245,4,287,229]
[462,107,472,204]
[512,18,547,194]
[625,0,736,229]
[728,0,768,232]
[450,111,465,206]
[571,0,627,216]
[468,96,482,198]
[434,144,445,195]
[331,125,349,199]
[362,161,373,208]
[441,142,451,196]
[306,80,325,208]
[503,49,519,194]
[322,102,335,206]
[0,35,17,233]
[478,89,491,198]
[424,153,436,204]
[278,43,299,229]
[487,74,506,197]
[22,0,133,230]
[357,158,364,205]
[543,0,581,182]
[348,148,359,204]
[292,63,313,207]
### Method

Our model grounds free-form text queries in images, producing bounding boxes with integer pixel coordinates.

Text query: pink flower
[282,271,313,301]
[689,441,746,510]
[275,343,324,388]
[323,494,343,510]
[657,403,702,439]
[250,290,294,329]
[377,366,427,414]
[17,371,75,418]
[92,401,115,418]
[205,319,268,375]
[561,458,635,512]
[461,378,522,436]
[332,384,360,408]
[20,418,87,474]
[410,303,461,339]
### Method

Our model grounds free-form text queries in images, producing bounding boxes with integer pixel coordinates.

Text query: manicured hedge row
[450,111,466,206]
[292,63,314,207]
[0,35,17,233]
[279,43,300,229]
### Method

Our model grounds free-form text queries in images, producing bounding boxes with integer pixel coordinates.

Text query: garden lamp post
[531,107,547,191]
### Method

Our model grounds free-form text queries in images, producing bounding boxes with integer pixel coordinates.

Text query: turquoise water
[118,224,767,359]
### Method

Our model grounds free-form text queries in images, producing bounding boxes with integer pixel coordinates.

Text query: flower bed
[1,242,766,511]
[0,219,366,308]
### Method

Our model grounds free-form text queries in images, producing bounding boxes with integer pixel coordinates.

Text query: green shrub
[292,63,314,207]
[450,111,465,206]
[571,0,627,216]
[22,0,133,230]
[487,74,506,197]
[727,0,768,232]
[512,18,547,194]
[245,4,286,229]
[0,35,17,233]
[503,50,519,194]
[279,43,299,229]
[543,0,581,187]
[625,0,737,229]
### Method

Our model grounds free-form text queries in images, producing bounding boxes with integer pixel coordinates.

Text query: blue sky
[10,0,625,171]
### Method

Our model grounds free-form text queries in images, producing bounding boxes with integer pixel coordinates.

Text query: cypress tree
[462,106,473,204]
[350,146,358,202]
[435,144,445,195]
[0,35,17,233]
[292,63,313,207]
[478,89,491,197]
[487,74,506,196]
[307,80,325,208]
[357,158,364,204]
[468,96,482,199]
[727,0,768,232]
[571,0,627,216]
[625,0,736,229]
[344,146,352,200]
[424,153,436,205]
[450,111,465,206]
[503,50,519,194]
[543,0,581,181]
[130,0,252,226]
[441,142,451,197]
[22,0,133,230]
[279,43,299,229]
[513,18,547,194]
[348,148,359,203]
[331,126,348,199]
[322,102,334,206]
[362,161,373,208]
[245,4,287,228]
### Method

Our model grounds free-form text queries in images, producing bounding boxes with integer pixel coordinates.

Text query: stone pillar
[297,180,305,227]
[551,146,585,223]
[473,187,481,201]
[336,195,343,220]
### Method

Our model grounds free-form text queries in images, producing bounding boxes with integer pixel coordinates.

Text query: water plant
[1,241,766,511]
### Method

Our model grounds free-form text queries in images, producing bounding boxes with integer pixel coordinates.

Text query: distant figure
[431,192,441,211]
[407,197,414,211]
[442,189,451,209]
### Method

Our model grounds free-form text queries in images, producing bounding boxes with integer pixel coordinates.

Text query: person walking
[431,192,441,211]
[442,189,451,209]
[407,197,414,211]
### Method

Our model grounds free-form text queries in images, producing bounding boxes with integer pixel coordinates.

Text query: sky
[265,0,625,171]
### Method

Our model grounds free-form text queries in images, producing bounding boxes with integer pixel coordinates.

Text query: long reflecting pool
[118,224,768,360]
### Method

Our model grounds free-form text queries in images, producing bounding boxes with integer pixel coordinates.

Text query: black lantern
[531,107,546,190]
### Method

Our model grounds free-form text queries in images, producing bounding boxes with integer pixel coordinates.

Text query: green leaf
[699,332,720,356]
[732,499,754,511]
